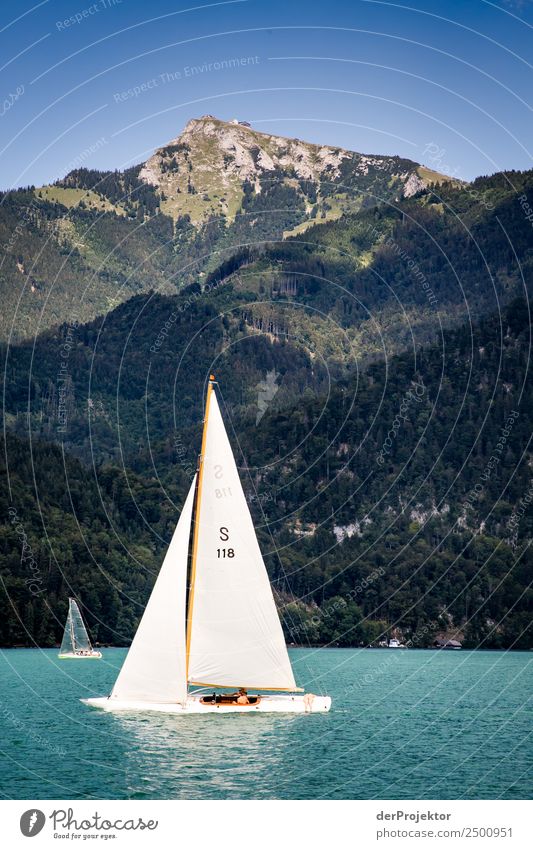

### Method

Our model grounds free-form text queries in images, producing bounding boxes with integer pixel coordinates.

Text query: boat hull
[58,652,102,659]
[82,693,331,714]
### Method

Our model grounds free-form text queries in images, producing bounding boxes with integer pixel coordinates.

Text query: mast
[185,374,215,683]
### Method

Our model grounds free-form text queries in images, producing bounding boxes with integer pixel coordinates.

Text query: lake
[0,647,530,799]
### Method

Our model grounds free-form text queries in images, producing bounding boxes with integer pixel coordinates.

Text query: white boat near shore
[388,638,407,649]
[84,376,331,716]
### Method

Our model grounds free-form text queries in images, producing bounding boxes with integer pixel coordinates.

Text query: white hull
[58,651,102,659]
[82,693,331,714]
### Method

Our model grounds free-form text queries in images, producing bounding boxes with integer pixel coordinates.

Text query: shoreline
[1,645,531,653]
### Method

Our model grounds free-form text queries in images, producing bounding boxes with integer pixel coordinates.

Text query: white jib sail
[187,389,298,691]
[60,599,92,653]
[110,475,196,704]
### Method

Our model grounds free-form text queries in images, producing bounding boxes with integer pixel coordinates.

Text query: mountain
[0,115,452,342]
[3,168,532,471]
[1,298,531,649]
[136,114,445,226]
[2,117,532,650]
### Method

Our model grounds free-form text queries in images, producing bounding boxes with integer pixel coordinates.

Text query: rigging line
[217,385,325,696]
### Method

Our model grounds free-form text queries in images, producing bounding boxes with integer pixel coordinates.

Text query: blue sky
[1,0,532,189]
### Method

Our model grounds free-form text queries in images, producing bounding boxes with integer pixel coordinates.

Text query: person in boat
[235,688,249,705]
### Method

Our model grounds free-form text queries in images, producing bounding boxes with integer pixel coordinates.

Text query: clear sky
[1,0,532,190]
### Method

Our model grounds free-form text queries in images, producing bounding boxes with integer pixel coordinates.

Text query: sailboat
[58,598,102,659]
[83,377,331,714]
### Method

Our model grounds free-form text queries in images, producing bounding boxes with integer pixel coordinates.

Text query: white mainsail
[187,386,298,691]
[60,599,92,653]
[110,476,196,704]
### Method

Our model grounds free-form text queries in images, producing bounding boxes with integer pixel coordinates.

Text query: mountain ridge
[136,114,451,225]
[0,113,494,345]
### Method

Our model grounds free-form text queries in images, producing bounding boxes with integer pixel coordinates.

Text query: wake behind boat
[58,598,102,659]
[83,377,331,715]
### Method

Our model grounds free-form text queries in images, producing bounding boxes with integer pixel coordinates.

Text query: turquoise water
[0,648,531,800]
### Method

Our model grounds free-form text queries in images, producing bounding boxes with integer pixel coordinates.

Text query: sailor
[235,688,249,705]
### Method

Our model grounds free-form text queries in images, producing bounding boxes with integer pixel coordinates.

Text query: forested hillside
[0,431,190,646]
[3,168,532,472]
[1,298,530,649]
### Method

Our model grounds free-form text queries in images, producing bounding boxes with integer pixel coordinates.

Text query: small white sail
[187,389,298,691]
[110,475,196,704]
[60,599,92,653]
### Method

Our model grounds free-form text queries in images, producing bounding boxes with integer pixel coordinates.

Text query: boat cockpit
[199,693,261,706]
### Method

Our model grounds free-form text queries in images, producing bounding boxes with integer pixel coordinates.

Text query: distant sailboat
[84,376,331,714]
[58,598,102,659]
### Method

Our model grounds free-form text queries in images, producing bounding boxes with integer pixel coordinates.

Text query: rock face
[1,114,457,343]
[402,171,427,198]
[138,114,446,225]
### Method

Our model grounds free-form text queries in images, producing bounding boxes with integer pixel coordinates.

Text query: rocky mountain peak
[138,115,449,226]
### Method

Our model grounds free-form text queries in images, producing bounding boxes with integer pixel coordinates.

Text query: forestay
[187,389,298,691]
[110,476,196,704]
